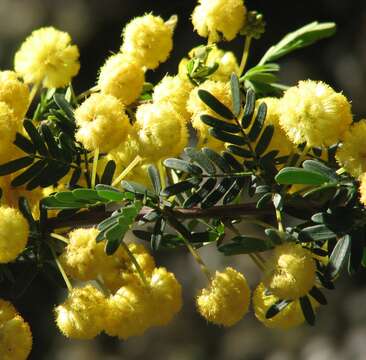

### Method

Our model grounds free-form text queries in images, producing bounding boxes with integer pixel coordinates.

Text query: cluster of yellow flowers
[2,0,366,357]
[56,231,320,332]
[53,228,181,339]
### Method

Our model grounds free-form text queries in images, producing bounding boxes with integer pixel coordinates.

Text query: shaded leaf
[325,234,351,280]
[248,102,267,141]
[23,119,48,156]
[201,115,241,133]
[148,165,162,194]
[184,147,216,175]
[198,89,234,119]
[163,158,203,176]
[241,89,256,129]
[101,160,116,185]
[210,128,246,146]
[14,133,35,154]
[255,125,274,156]
[230,73,242,117]
[300,295,315,326]
[0,156,34,176]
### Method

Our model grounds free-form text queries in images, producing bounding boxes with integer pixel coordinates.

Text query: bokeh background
[1,0,366,359]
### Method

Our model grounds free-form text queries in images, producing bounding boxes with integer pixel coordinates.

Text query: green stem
[238,36,252,76]
[77,85,99,101]
[226,221,266,271]
[50,233,69,244]
[48,242,73,292]
[275,209,284,233]
[112,155,142,187]
[91,147,99,189]
[120,241,149,287]
[167,214,211,281]
[336,167,346,175]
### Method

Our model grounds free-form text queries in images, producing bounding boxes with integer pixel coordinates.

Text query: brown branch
[46,203,271,231]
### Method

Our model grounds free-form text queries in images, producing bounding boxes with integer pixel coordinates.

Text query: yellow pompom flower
[98,53,145,105]
[0,206,29,264]
[0,102,20,164]
[0,299,17,323]
[105,267,182,338]
[359,173,366,206]
[279,80,353,147]
[152,75,194,121]
[254,98,294,157]
[14,27,80,88]
[149,267,182,326]
[0,315,33,360]
[136,102,188,160]
[207,46,239,82]
[336,120,366,178]
[187,80,232,151]
[0,299,32,360]
[0,71,29,121]
[192,0,247,42]
[75,93,130,152]
[196,267,250,326]
[59,228,105,281]
[253,282,319,330]
[263,243,316,300]
[104,280,153,339]
[55,285,106,339]
[101,242,155,293]
[121,14,175,70]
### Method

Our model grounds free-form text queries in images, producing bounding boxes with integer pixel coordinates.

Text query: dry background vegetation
[1,0,366,359]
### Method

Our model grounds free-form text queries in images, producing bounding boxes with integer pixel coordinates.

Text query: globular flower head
[279,80,353,147]
[0,71,29,122]
[14,27,80,88]
[359,173,366,206]
[136,102,188,160]
[0,315,33,360]
[104,279,153,339]
[0,299,32,360]
[121,14,175,70]
[0,102,20,164]
[206,46,239,82]
[149,267,182,326]
[100,242,156,294]
[0,299,17,323]
[196,267,251,326]
[187,80,232,151]
[253,282,319,330]
[192,0,247,42]
[75,93,130,152]
[152,75,194,121]
[262,243,316,300]
[98,53,145,105]
[55,285,106,339]
[336,120,366,178]
[254,97,294,157]
[0,206,29,264]
[59,228,105,281]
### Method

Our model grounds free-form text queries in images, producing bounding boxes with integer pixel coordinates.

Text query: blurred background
[1,0,366,359]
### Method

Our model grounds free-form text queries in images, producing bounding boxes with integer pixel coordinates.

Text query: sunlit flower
[279,80,353,147]
[262,243,316,300]
[14,27,80,88]
[121,14,175,70]
[196,267,250,326]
